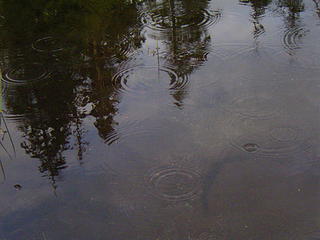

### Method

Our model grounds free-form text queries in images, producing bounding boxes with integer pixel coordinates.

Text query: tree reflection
[239,0,306,49]
[275,0,305,27]
[7,74,77,187]
[239,0,272,39]
[0,0,313,187]
[142,0,218,107]
[0,0,144,186]
[313,0,320,18]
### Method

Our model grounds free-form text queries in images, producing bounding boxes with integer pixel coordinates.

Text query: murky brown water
[0,0,320,239]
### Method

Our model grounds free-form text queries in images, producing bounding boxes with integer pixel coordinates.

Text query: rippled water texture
[32,37,65,53]
[1,0,320,239]
[146,166,202,201]
[3,63,51,85]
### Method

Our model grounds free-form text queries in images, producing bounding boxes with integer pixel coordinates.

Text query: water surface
[0,0,320,239]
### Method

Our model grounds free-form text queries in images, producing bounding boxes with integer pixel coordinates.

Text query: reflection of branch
[41,232,48,240]
[0,114,13,161]
[49,176,57,197]
[313,0,320,17]
[252,19,265,40]
[0,157,6,183]
[74,116,87,162]
[0,68,15,158]
[0,140,13,160]
[1,113,16,157]
[313,0,320,8]
[0,70,8,183]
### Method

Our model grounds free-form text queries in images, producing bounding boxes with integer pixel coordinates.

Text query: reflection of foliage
[143,0,215,107]
[0,0,313,187]
[274,0,305,27]
[239,0,305,26]
[274,0,305,52]
[313,0,320,17]
[0,112,16,184]
[0,0,144,62]
[77,62,120,144]
[44,0,144,63]
[240,0,306,41]
[12,76,76,182]
[0,0,144,185]
[240,0,272,18]
[277,0,305,15]
[144,0,214,73]
[239,0,272,39]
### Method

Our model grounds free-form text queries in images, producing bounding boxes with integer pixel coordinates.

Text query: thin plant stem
[1,113,16,157]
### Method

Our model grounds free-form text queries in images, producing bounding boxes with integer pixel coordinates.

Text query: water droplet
[14,184,22,190]
[243,143,259,153]
[226,117,314,157]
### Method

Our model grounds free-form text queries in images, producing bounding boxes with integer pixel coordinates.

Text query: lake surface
[0,0,320,239]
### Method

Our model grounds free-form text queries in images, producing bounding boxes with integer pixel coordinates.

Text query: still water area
[0,0,320,239]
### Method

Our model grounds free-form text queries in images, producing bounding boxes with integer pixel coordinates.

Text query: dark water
[0,0,320,239]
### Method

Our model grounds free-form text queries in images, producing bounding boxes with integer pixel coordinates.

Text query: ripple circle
[112,66,187,96]
[146,167,202,201]
[282,27,309,53]
[32,37,65,53]
[224,96,279,119]
[243,143,260,153]
[141,5,221,33]
[225,117,314,157]
[3,63,50,85]
[270,127,298,142]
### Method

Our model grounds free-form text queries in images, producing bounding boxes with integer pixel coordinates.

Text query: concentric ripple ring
[32,36,64,53]
[282,27,309,53]
[224,96,279,119]
[112,66,187,96]
[141,7,221,33]
[146,167,202,201]
[3,63,51,85]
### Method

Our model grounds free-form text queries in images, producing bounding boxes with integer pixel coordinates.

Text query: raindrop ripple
[225,117,314,156]
[3,63,51,85]
[282,27,309,53]
[112,66,188,96]
[146,167,202,201]
[141,5,221,33]
[32,37,65,53]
